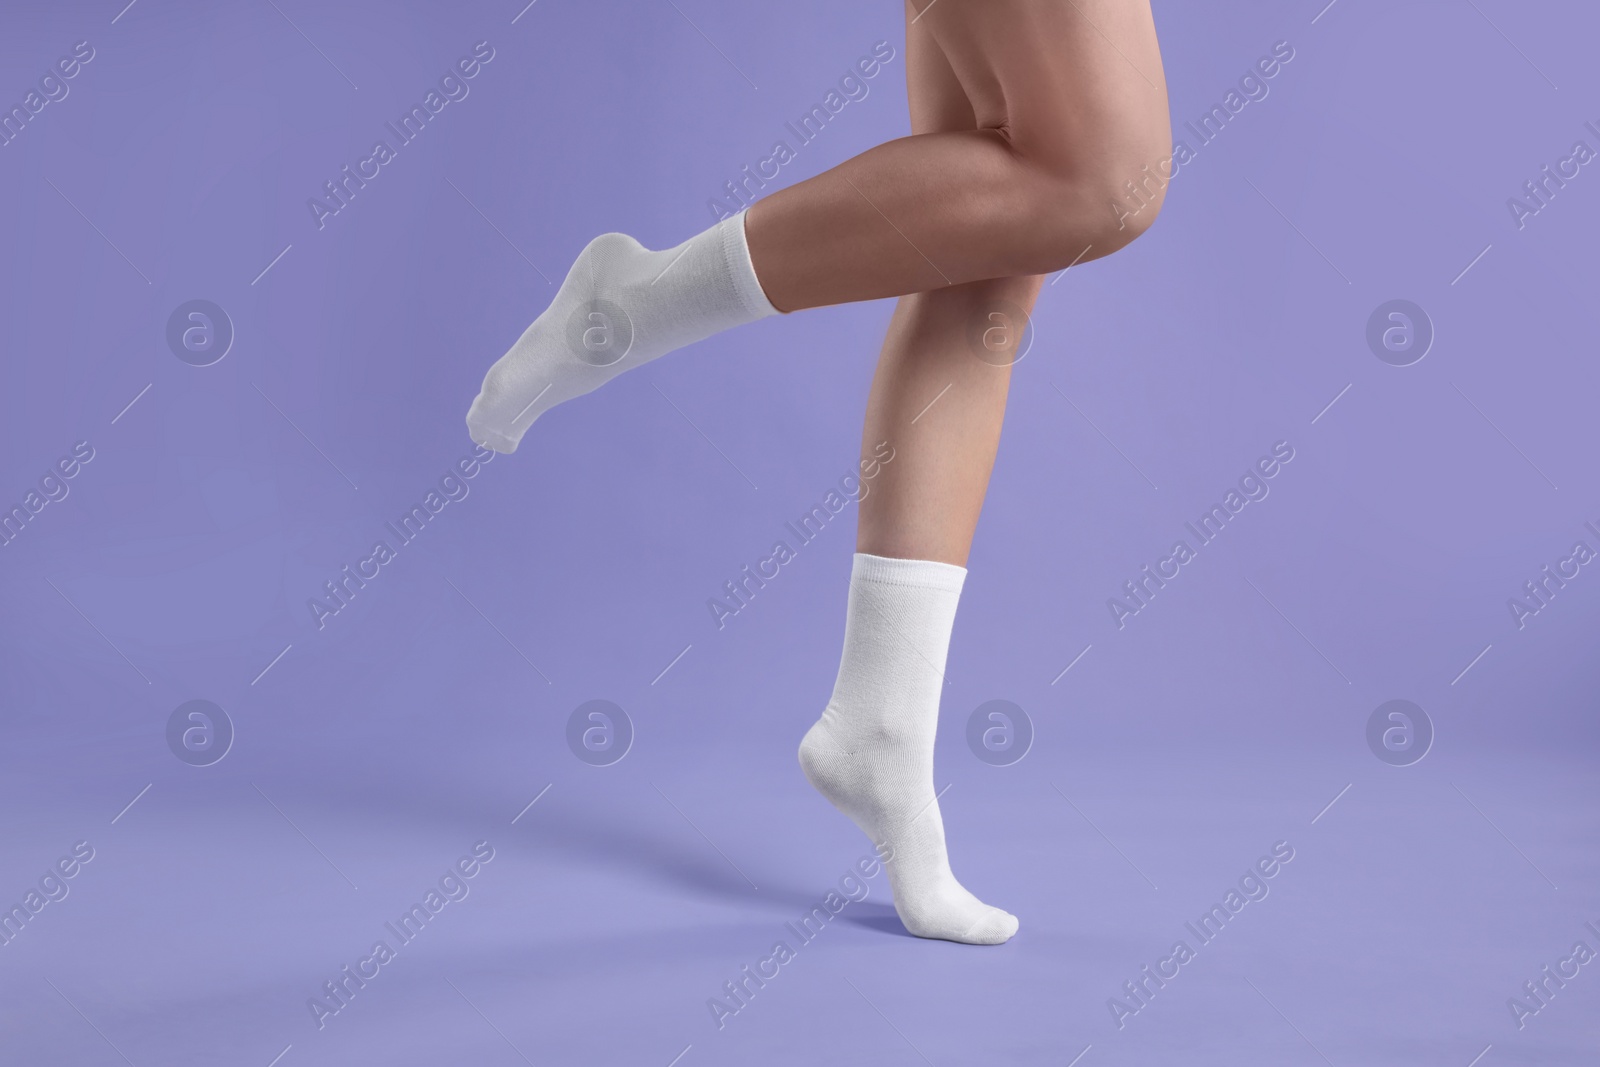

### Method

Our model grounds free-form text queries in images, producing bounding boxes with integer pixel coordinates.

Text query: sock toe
[961,907,1019,945]
[470,425,519,454]
[465,393,525,453]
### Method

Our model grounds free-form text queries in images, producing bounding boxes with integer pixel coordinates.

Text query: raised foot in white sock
[465,211,777,453]
[798,552,1017,946]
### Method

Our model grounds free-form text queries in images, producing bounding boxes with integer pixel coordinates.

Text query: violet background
[1,0,1597,1063]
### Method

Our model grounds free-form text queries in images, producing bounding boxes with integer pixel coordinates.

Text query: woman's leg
[465,0,1167,452]
[859,0,1050,567]
[855,276,1040,565]
[797,23,1049,945]
[748,0,1170,310]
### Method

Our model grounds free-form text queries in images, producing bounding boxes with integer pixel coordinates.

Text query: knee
[1100,156,1172,248]
[1014,132,1174,269]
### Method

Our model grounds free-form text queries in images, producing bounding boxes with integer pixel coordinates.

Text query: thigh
[909,0,1169,169]
[901,3,1050,314]
[904,0,977,137]
[897,0,1047,354]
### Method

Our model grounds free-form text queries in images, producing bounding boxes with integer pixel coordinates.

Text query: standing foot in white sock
[799,553,1018,945]
[466,210,779,453]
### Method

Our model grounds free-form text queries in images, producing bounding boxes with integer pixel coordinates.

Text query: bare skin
[855,275,1042,565]
[745,0,1171,312]
[747,0,1171,566]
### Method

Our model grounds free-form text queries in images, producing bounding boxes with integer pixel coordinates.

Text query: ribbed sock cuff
[724,210,782,319]
[851,552,968,593]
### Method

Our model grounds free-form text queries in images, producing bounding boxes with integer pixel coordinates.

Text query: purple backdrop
[2,0,1597,1064]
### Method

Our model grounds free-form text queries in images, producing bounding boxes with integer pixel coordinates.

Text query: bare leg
[796,12,1059,947]
[858,4,1051,566]
[465,3,1165,459]
[747,0,1170,311]
[857,276,1039,565]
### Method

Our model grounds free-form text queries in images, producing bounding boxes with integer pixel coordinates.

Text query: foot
[465,213,777,453]
[799,714,1018,945]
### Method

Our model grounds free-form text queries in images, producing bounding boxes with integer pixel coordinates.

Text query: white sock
[466,210,779,453]
[799,553,1018,945]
